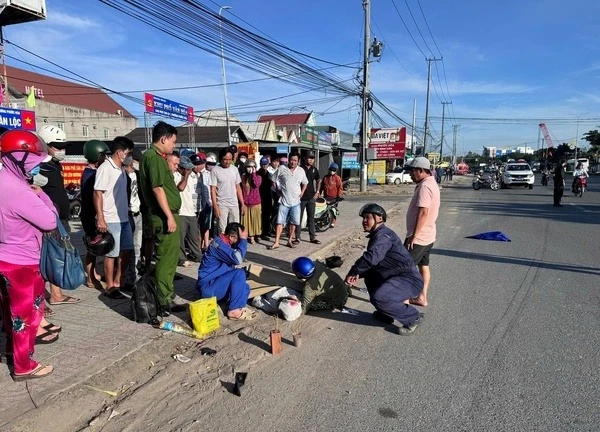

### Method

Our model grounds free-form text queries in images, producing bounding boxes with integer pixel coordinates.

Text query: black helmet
[83,232,115,257]
[83,140,110,163]
[325,255,344,269]
[359,203,386,222]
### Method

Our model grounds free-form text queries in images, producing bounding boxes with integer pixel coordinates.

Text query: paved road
[184,177,600,431]
[4,176,599,431]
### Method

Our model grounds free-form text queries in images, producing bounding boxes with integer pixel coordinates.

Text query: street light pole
[219,6,232,148]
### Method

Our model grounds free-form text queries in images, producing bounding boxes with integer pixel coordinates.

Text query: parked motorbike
[65,182,81,220]
[472,172,499,191]
[572,175,587,197]
[270,197,341,235]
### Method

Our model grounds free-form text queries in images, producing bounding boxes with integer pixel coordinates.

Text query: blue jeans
[199,268,249,311]
[106,221,134,258]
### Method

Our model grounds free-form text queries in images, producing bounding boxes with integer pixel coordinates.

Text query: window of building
[104,128,110,139]
[57,122,65,131]
[83,125,89,137]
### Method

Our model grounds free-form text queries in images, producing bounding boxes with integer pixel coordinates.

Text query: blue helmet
[260,156,269,166]
[329,162,339,170]
[291,257,316,279]
[180,149,195,157]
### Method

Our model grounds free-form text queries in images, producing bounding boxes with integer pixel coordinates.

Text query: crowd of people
[0,120,440,382]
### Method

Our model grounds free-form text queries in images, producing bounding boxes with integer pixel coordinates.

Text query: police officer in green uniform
[139,121,183,314]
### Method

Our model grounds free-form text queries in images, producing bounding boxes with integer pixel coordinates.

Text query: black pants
[553,184,564,205]
[298,199,316,241]
[261,199,272,237]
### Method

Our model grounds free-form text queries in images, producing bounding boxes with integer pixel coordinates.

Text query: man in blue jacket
[345,203,423,335]
[197,222,255,320]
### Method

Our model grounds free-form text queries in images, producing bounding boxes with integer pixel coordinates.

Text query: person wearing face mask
[236,151,248,176]
[0,130,59,381]
[345,204,424,336]
[320,162,343,228]
[37,125,81,308]
[240,159,262,244]
[199,153,217,250]
[174,155,202,267]
[94,137,135,299]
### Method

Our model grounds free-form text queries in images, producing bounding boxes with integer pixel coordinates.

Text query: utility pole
[452,124,459,165]
[360,0,371,192]
[219,6,232,148]
[411,98,416,156]
[423,57,442,154]
[440,101,452,161]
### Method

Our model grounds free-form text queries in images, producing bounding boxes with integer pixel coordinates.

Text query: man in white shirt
[191,152,212,252]
[123,148,143,289]
[94,137,134,299]
[210,148,246,234]
[174,155,202,267]
[269,152,307,250]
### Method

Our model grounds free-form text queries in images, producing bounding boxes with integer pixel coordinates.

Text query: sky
[4,0,600,155]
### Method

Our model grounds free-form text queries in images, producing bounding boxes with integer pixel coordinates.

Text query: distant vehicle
[567,158,589,172]
[455,163,469,175]
[501,162,535,189]
[385,166,413,185]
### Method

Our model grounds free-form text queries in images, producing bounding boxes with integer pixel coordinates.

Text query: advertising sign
[276,144,289,155]
[368,127,406,159]
[145,93,194,123]
[61,162,86,186]
[0,107,36,131]
[342,152,360,169]
[300,125,318,146]
[368,160,387,184]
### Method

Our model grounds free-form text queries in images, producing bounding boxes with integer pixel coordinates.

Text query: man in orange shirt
[320,163,343,227]
[404,157,440,307]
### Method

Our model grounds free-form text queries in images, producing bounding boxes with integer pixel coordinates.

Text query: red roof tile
[257,113,311,126]
[4,65,134,118]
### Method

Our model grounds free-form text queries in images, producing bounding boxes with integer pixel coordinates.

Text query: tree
[582,129,600,149]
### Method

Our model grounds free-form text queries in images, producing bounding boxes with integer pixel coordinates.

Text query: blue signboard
[145,93,194,123]
[0,108,36,131]
[276,145,289,155]
[342,152,360,169]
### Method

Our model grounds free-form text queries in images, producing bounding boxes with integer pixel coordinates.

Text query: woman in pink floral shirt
[241,160,262,243]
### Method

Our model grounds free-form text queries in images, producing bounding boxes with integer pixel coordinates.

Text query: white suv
[501,163,535,189]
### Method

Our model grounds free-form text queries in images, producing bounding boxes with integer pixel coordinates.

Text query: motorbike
[541,171,549,186]
[65,182,81,220]
[572,175,587,197]
[472,173,499,191]
[270,197,341,235]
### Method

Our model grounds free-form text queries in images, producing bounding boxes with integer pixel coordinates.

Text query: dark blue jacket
[348,224,421,289]
[198,235,248,288]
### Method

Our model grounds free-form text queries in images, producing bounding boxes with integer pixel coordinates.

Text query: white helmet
[206,152,217,164]
[38,125,67,145]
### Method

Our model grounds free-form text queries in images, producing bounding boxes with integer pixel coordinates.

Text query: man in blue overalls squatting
[197,222,256,321]
[345,203,424,335]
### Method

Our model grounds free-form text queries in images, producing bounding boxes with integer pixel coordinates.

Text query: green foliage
[583,130,600,149]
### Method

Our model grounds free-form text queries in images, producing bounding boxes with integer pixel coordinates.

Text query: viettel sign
[368,127,406,159]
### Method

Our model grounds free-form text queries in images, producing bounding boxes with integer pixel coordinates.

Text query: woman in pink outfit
[0,130,58,381]
[240,160,263,243]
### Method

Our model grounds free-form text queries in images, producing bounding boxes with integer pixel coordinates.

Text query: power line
[390,0,426,58]
[403,0,435,57]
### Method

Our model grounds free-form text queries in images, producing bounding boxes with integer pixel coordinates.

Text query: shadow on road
[433,248,600,276]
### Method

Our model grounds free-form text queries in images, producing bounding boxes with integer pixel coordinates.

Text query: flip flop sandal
[42,322,62,333]
[43,307,55,318]
[286,243,296,249]
[292,239,300,245]
[267,245,280,250]
[35,331,59,345]
[48,296,81,305]
[12,364,54,382]
[228,308,257,321]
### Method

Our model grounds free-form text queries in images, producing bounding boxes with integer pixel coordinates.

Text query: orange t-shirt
[405,175,440,245]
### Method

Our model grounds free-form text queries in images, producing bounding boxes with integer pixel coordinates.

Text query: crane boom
[539,123,554,148]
